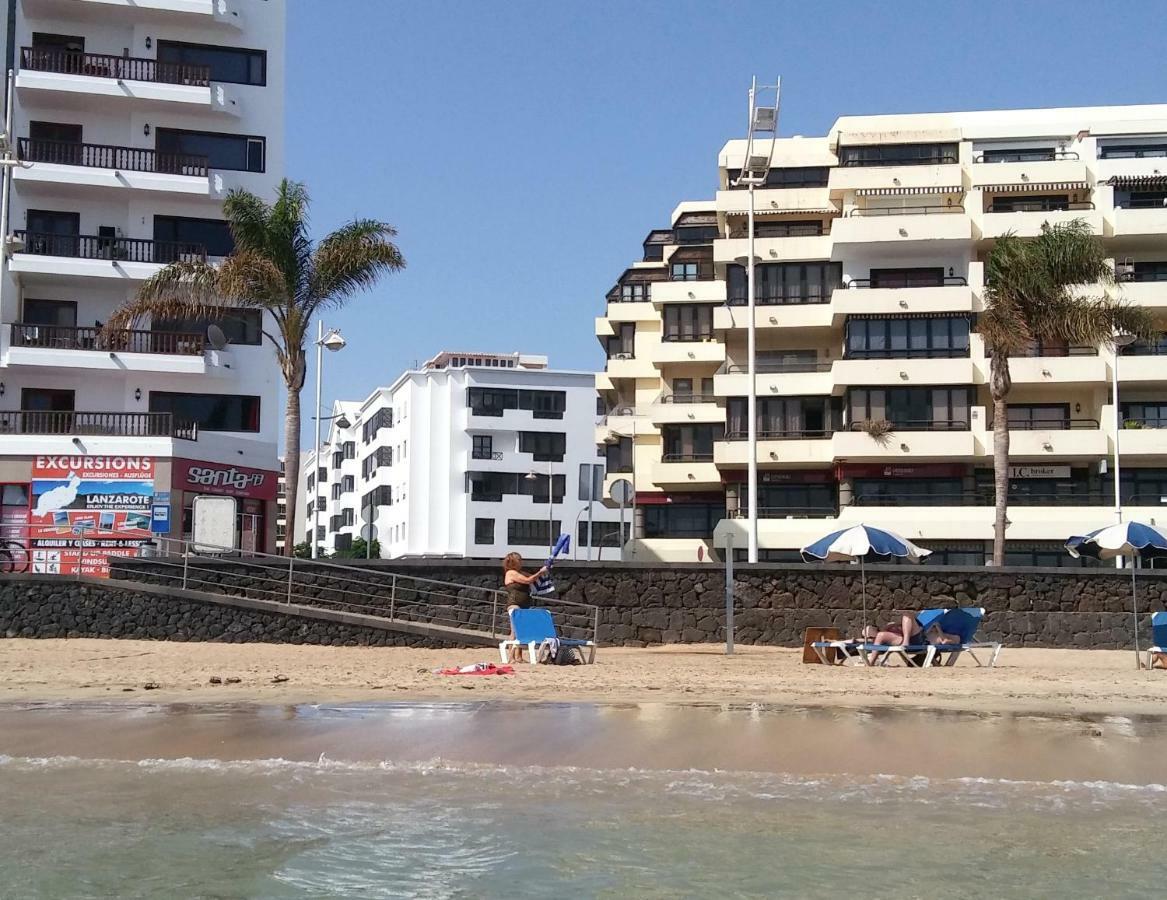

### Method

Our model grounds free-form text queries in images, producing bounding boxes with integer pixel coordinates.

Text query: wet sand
[1,638,1165,716]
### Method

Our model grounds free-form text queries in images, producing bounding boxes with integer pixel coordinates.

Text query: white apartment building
[0,0,285,570]
[596,103,1167,566]
[297,351,625,560]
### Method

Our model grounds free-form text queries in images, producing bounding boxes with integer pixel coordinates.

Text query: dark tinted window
[154,216,234,257]
[474,518,494,545]
[518,431,566,461]
[643,502,722,539]
[152,308,261,345]
[507,518,560,546]
[149,391,260,431]
[839,143,958,167]
[156,40,266,85]
[156,128,265,172]
[727,261,841,304]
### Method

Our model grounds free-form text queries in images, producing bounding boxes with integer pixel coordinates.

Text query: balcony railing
[20,47,211,87]
[733,506,838,519]
[14,231,207,264]
[661,453,714,463]
[1000,418,1101,430]
[1120,340,1167,356]
[845,276,968,288]
[1010,345,1097,358]
[659,394,719,404]
[10,324,205,355]
[1121,270,1167,282]
[662,331,716,343]
[1122,416,1167,429]
[847,419,969,432]
[843,347,970,360]
[0,410,197,440]
[18,138,209,177]
[724,429,834,440]
[989,201,1095,214]
[724,361,832,374]
[846,206,963,217]
[726,293,834,307]
[972,150,1080,163]
[1116,197,1167,210]
[471,449,504,460]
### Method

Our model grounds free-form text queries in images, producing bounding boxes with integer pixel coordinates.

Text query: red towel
[437,663,515,676]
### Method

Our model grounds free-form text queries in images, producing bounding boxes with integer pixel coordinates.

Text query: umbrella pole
[861,556,869,666]
[1131,559,1141,669]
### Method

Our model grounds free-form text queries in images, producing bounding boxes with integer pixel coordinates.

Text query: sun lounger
[498,608,597,666]
[811,607,1001,668]
[1144,611,1167,670]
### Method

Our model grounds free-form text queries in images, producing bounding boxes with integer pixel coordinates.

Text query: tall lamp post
[731,76,780,564]
[1112,331,1137,569]
[525,460,555,554]
[311,322,347,558]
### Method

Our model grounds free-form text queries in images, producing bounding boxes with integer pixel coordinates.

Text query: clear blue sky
[288,0,1167,420]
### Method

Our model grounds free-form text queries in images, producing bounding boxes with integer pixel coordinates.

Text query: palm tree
[981,219,1152,566]
[106,179,405,555]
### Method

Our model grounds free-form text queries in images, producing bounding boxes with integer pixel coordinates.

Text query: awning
[854,186,963,197]
[675,212,718,226]
[723,206,838,216]
[1107,174,1167,189]
[977,180,1088,193]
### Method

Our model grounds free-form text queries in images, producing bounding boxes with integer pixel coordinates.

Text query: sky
[288,0,1167,422]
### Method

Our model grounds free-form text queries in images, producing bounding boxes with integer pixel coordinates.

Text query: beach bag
[537,638,581,665]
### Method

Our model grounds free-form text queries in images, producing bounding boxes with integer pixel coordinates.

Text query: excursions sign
[172,458,278,501]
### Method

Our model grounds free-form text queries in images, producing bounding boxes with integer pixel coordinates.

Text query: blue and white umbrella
[1066,521,1167,667]
[802,525,932,642]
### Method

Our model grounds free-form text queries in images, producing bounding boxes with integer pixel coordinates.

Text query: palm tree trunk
[282,384,301,557]
[992,395,1009,566]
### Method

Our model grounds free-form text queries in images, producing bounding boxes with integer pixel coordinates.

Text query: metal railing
[14,231,207,264]
[840,155,958,168]
[845,275,968,288]
[726,293,833,306]
[661,452,715,463]
[999,418,1101,430]
[847,205,963,217]
[1011,344,1098,357]
[988,201,1095,213]
[732,506,837,519]
[751,223,824,238]
[723,429,834,440]
[10,324,205,355]
[843,348,970,360]
[0,410,197,439]
[1117,197,1167,210]
[659,394,719,404]
[724,360,832,374]
[18,138,208,176]
[662,331,716,343]
[1122,416,1167,429]
[1119,271,1167,282]
[847,419,969,431]
[121,537,602,644]
[20,47,211,86]
[973,150,1080,163]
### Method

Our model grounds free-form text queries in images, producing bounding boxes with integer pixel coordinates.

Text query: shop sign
[837,463,968,479]
[172,458,279,501]
[1008,465,1072,480]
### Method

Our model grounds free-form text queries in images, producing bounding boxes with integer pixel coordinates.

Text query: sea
[1,700,1164,899]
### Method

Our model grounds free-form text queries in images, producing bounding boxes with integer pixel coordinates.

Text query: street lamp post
[525,460,555,555]
[310,322,347,559]
[1112,331,1137,569]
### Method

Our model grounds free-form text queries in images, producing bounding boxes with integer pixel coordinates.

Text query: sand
[1,638,1165,715]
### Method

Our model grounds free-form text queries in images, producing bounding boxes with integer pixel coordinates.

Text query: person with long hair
[501,552,547,656]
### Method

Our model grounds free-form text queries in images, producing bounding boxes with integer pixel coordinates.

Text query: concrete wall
[109,558,1167,650]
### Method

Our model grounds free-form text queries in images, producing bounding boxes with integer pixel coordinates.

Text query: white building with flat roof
[0,0,285,568]
[297,351,626,561]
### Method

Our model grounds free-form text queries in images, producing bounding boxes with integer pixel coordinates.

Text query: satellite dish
[206,324,229,350]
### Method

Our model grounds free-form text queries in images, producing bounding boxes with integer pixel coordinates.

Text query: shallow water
[2,702,1165,898]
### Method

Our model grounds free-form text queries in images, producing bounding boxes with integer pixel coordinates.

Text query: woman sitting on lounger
[865,614,960,665]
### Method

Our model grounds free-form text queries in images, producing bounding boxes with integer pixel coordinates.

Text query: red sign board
[173,458,279,501]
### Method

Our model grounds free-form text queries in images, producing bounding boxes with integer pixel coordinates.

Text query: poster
[29,456,156,577]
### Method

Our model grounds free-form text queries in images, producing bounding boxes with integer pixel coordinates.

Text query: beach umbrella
[1065,521,1167,668]
[801,525,932,645]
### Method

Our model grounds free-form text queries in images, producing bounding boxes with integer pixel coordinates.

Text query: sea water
[1,702,1164,899]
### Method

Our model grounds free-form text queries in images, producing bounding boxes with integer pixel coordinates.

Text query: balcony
[1115,350,1167,383]
[830,206,973,245]
[650,338,725,366]
[832,420,978,462]
[17,47,230,113]
[716,294,836,331]
[1110,201,1167,240]
[650,280,727,305]
[832,355,977,388]
[980,202,1104,239]
[715,361,833,397]
[21,0,242,25]
[1006,348,1106,385]
[16,138,210,196]
[833,280,975,318]
[10,232,206,282]
[604,355,657,381]
[969,153,1088,195]
[714,233,833,264]
[715,186,835,218]
[4,323,208,373]
[1003,420,1108,460]
[715,432,835,467]
[0,410,197,439]
[648,395,725,425]
[829,160,963,194]
[1113,418,1167,459]
[650,456,721,488]
[1116,278,1167,309]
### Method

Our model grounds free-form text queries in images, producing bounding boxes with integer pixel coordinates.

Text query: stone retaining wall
[108,558,1167,650]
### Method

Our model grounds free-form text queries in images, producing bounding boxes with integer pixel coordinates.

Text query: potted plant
[859,418,894,438]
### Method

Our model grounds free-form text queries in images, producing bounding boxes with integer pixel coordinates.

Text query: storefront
[170,458,279,553]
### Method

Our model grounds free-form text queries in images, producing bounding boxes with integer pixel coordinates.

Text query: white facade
[597,103,1167,566]
[0,0,285,550]
[298,352,625,560]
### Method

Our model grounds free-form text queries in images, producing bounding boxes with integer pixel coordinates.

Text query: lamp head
[320,329,347,352]
[334,414,351,429]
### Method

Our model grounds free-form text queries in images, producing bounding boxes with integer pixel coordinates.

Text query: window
[474,518,495,545]
[726,396,833,439]
[519,431,566,461]
[520,391,566,419]
[663,305,714,341]
[153,215,234,258]
[847,387,971,430]
[673,224,718,245]
[362,485,392,509]
[341,509,354,527]
[1122,333,1167,356]
[606,436,633,473]
[361,446,392,479]
[1110,468,1167,506]
[317,467,327,482]
[643,502,722,539]
[578,520,630,548]
[727,261,841,305]
[22,298,77,327]
[989,195,1071,213]
[156,40,267,86]
[306,473,315,492]
[1006,404,1071,430]
[741,482,838,516]
[156,128,265,173]
[853,478,966,507]
[468,472,565,503]
[149,391,260,431]
[839,143,958,167]
[21,387,74,411]
[754,220,823,238]
[25,210,79,256]
[1122,402,1167,429]
[618,282,651,302]
[1004,542,1095,568]
[869,267,946,289]
[334,533,352,552]
[152,308,262,345]
[472,435,494,460]
[507,518,561,546]
[726,166,829,189]
[342,441,356,460]
[362,407,392,442]
[1130,262,1167,283]
[1116,190,1167,210]
[606,323,635,359]
[341,475,355,493]
[662,424,723,461]
[468,386,516,416]
[671,261,699,281]
[979,147,1056,163]
[844,316,970,359]
[331,483,341,500]
[316,525,325,542]
[1099,143,1167,160]
[331,450,342,469]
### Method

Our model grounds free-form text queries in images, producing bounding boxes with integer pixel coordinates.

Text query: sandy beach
[1,638,1165,715]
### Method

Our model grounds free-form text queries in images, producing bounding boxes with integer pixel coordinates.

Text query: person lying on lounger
[863,615,960,665]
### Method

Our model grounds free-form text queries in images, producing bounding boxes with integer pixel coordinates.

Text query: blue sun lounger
[812,607,1001,668]
[498,608,597,665]
[1145,611,1167,670]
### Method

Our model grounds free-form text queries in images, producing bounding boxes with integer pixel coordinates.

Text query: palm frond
[1029,294,1156,346]
[307,219,405,313]
[978,302,1032,357]
[215,251,293,308]
[104,260,224,332]
[223,189,273,254]
[1033,219,1115,289]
